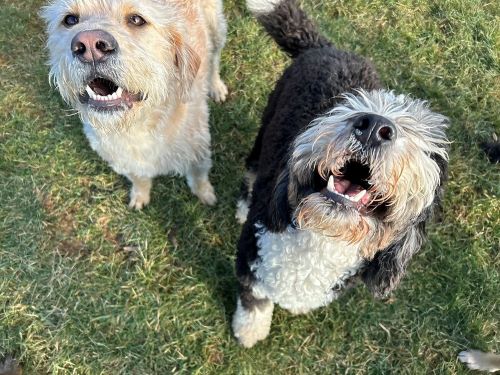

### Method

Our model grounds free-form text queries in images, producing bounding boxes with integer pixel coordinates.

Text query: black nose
[353,114,397,147]
[71,30,118,63]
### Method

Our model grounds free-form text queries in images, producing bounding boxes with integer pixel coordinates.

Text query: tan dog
[42,0,228,209]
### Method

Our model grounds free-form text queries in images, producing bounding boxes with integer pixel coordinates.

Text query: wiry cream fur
[252,224,362,314]
[41,0,228,208]
[291,89,449,256]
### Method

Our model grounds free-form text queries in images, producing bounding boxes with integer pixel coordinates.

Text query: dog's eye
[63,14,79,27]
[128,15,147,27]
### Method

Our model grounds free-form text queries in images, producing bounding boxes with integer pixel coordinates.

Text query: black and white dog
[232,0,449,347]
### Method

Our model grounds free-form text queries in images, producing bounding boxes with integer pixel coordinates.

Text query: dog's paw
[235,199,249,224]
[458,350,500,372]
[192,181,217,206]
[129,190,150,210]
[232,299,273,348]
[209,78,228,103]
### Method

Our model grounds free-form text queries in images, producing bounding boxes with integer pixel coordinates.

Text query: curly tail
[246,0,332,58]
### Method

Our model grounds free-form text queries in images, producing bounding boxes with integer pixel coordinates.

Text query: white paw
[232,298,273,348]
[192,181,217,206]
[458,350,500,372]
[209,78,228,103]
[129,190,150,210]
[235,199,249,224]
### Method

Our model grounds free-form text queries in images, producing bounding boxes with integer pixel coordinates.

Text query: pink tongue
[333,177,373,205]
[345,184,363,196]
[334,179,351,194]
[334,178,364,197]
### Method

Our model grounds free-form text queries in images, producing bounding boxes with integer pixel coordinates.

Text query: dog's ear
[171,31,201,101]
[267,169,291,232]
[362,220,427,298]
[363,148,447,298]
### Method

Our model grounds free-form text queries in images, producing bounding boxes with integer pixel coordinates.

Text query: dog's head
[41,0,201,130]
[270,90,449,296]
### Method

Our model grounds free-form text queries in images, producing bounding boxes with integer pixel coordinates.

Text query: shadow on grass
[136,100,260,323]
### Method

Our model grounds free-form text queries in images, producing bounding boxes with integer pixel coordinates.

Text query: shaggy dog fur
[232,0,449,348]
[41,0,228,209]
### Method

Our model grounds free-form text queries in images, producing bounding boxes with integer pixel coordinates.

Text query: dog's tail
[246,0,332,58]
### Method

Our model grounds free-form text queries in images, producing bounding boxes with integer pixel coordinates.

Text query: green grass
[0,0,498,373]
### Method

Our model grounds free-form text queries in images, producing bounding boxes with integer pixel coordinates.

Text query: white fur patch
[246,0,282,14]
[235,199,250,224]
[232,297,274,348]
[251,225,362,314]
[458,351,500,372]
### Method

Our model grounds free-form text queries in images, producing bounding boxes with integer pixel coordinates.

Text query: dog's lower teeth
[85,84,124,102]
[350,190,366,202]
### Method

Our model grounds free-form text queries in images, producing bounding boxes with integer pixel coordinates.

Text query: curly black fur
[256,0,332,58]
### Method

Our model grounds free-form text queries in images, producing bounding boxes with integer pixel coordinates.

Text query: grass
[0,0,498,373]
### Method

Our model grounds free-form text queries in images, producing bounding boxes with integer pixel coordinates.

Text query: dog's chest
[251,225,362,314]
[84,121,200,178]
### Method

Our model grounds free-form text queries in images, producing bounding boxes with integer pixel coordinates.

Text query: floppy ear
[171,31,201,101]
[267,169,292,232]
[363,148,448,298]
[362,220,426,298]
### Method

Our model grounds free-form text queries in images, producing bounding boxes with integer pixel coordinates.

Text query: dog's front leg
[205,0,228,103]
[232,286,274,348]
[128,174,152,210]
[186,157,217,206]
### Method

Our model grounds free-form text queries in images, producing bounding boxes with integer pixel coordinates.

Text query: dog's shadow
[138,100,260,321]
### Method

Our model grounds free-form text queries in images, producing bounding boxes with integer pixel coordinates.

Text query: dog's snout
[353,114,397,147]
[71,30,118,63]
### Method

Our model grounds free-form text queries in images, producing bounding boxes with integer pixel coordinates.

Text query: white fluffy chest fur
[83,101,209,179]
[251,225,362,314]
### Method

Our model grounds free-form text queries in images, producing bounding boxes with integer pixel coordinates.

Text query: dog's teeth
[327,175,335,192]
[86,86,98,100]
[116,87,123,98]
[351,190,367,202]
[111,93,118,100]
[85,86,93,97]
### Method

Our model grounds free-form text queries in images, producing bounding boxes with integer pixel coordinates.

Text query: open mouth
[79,77,143,111]
[315,160,374,211]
